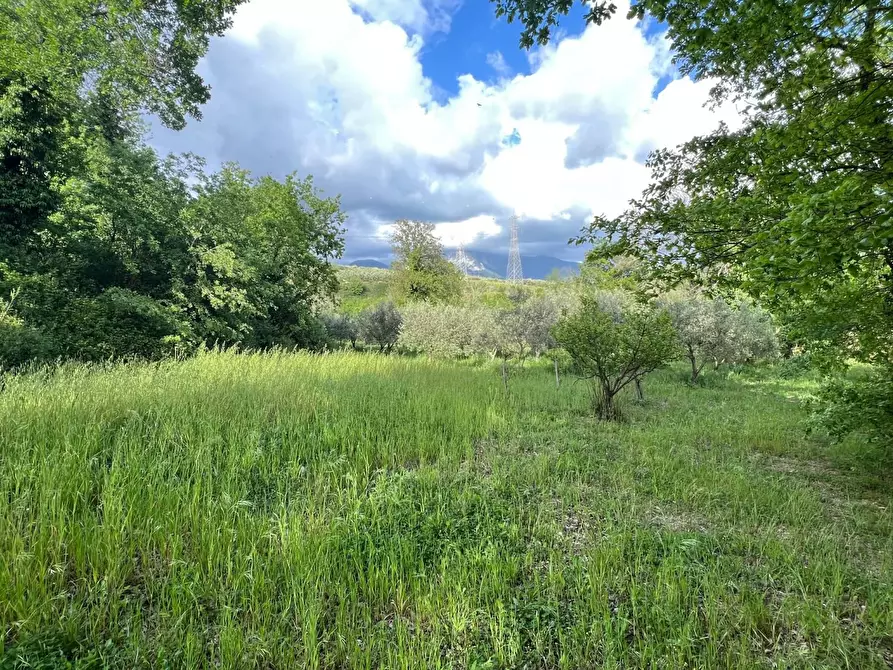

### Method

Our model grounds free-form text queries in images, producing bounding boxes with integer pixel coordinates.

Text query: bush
[342,276,366,297]
[359,302,402,353]
[57,289,189,361]
[812,368,893,446]
[321,312,358,349]
[399,304,500,358]
[0,301,50,370]
[553,290,678,420]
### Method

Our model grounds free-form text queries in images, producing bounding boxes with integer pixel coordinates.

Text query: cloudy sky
[148,0,741,262]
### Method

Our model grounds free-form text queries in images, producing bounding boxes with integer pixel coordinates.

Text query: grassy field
[333,265,545,313]
[1,352,891,668]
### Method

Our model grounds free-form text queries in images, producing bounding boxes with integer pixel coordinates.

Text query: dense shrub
[360,302,402,353]
[399,304,500,358]
[0,295,49,370]
[812,368,893,446]
[322,312,359,349]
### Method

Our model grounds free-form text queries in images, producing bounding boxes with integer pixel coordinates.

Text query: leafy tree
[390,220,462,303]
[2,0,246,129]
[553,291,678,419]
[179,165,345,350]
[659,289,777,383]
[493,0,893,430]
[497,295,560,361]
[322,313,359,349]
[360,302,402,353]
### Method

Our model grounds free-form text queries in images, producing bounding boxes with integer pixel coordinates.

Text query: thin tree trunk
[501,360,508,391]
[634,377,644,402]
[554,358,560,389]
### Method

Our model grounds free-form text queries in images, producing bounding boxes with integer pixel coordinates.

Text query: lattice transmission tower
[452,242,474,276]
[506,215,523,284]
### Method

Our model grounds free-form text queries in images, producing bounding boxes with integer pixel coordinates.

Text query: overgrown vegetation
[0,0,345,368]
[1,352,891,668]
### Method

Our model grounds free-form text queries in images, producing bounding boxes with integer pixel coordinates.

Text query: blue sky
[148,0,736,262]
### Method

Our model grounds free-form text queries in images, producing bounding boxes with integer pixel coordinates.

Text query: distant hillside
[452,249,580,280]
[341,251,579,280]
[342,258,389,269]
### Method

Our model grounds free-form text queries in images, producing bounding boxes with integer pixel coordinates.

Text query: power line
[506,214,523,284]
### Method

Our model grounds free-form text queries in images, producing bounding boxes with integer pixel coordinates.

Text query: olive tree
[497,295,560,361]
[359,302,402,353]
[659,289,777,383]
[553,291,678,420]
[321,312,358,349]
[399,305,500,358]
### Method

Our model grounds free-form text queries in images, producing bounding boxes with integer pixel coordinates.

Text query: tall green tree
[390,219,462,303]
[180,166,345,349]
[1,0,349,364]
[492,0,893,368]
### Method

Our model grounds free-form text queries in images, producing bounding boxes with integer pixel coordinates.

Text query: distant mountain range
[341,251,580,280]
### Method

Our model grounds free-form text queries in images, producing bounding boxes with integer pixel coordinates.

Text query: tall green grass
[1,352,891,668]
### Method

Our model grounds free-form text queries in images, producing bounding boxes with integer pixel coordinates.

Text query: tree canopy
[0,0,346,366]
[389,220,462,303]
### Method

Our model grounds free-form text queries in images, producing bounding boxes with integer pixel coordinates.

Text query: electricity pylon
[452,242,474,276]
[506,215,523,284]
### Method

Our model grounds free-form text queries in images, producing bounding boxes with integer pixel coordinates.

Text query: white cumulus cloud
[149,0,743,260]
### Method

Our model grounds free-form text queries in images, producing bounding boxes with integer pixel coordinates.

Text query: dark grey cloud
[564,120,623,169]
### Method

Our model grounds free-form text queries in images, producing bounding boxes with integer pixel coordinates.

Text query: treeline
[1,0,345,366]
[321,224,779,416]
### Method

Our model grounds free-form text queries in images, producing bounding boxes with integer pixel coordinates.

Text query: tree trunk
[688,347,700,384]
[501,360,508,391]
[592,382,619,420]
[634,377,644,402]
[554,358,560,389]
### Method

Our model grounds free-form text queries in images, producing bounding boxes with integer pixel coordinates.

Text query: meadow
[1,351,891,668]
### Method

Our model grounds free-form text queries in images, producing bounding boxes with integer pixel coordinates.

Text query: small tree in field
[359,302,402,353]
[553,291,677,420]
[497,295,560,361]
[659,289,777,383]
[321,312,358,349]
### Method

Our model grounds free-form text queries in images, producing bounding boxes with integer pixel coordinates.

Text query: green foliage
[359,302,402,352]
[0,0,343,364]
[0,291,48,370]
[659,289,778,383]
[178,165,345,349]
[813,368,893,447]
[1,0,247,130]
[399,304,501,358]
[497,294,560,360]
[553,291,678,419]
[495,0,893,439]
[390,220,462,303]
[342,276,366,297]
[321,312,359,349]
